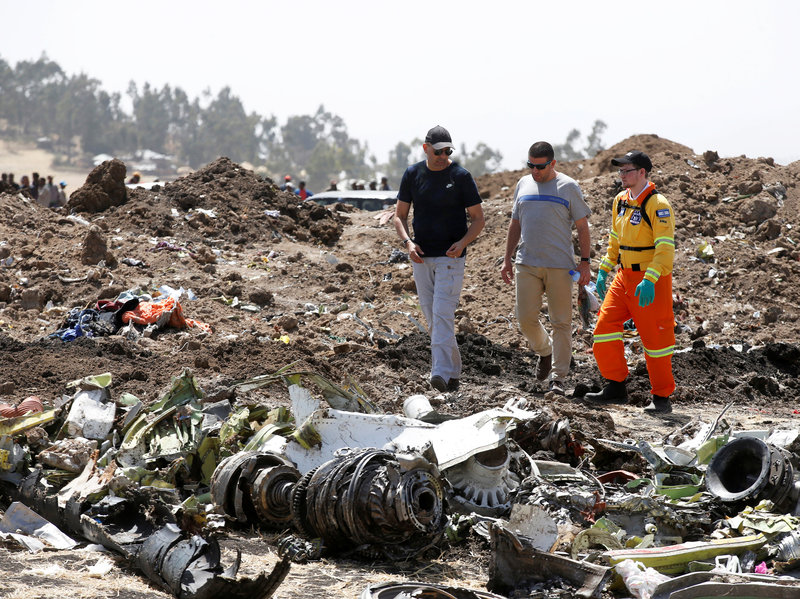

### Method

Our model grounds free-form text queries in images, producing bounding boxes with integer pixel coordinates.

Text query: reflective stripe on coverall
[593,182,676,397]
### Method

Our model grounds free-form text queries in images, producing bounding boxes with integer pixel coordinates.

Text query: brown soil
[1,136,799,598]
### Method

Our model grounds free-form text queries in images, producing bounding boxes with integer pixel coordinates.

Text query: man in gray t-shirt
[500,141,591,394]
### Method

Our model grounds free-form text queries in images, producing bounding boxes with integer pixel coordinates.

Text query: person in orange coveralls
[586,150,676,413]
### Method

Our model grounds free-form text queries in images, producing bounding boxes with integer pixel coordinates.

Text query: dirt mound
[67,158,128,212]
[563,134,694,179]
[70,156,345,247]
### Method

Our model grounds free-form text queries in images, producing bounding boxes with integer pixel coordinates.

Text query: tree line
[0,55,514,192]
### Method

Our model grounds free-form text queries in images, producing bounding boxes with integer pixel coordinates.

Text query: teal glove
[635,279,655,307]
[596,270,608,300]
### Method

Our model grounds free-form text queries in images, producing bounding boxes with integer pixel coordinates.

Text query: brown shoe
[536,354,552,381]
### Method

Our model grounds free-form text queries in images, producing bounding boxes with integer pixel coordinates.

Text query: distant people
[296,180,314,201]
[30,172,40,199]
[7,173,19,190]
[393,125,485,393]
[280,175,292,191]
[0,173,6,192]
[33,178,47,206]
[41,176,56,207]
[327,180,338,191]
[46,176,60,208]
[37,177,46,200]
[128,171,141,184]
[380,176,391,191]
[57,181,68,206]
[21,176,33,198]
[368,181,377,190]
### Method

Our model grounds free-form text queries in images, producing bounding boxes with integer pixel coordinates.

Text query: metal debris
[706,437,800,514]
[291,448,446,558]
[360,581,507,599]
[488,524,613,598]
[210,451,299,527]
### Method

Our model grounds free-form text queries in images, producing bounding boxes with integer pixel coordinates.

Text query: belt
[622,264,642,271]
[619,244,655,251]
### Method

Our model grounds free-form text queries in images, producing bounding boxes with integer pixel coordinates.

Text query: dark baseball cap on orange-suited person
[611,150,652,172]
[424,125,454,150]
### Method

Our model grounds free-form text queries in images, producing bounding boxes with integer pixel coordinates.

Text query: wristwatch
[580,257,590,262]
[401,239,413,248]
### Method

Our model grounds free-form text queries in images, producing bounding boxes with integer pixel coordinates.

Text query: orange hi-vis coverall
[593,181,676,397]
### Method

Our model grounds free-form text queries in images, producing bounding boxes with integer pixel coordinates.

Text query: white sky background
[4,0,799,169]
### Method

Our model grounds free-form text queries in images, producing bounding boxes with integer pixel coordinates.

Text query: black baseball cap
[611,150,653,172]
[424,125,454,150]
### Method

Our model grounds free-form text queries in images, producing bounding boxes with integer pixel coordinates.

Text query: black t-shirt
[397,161,482,258]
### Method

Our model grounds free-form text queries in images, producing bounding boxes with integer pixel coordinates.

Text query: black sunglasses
[433,147,454,156]
[526,159,552,170]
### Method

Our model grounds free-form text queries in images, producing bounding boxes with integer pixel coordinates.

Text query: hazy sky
[5,0,799,169]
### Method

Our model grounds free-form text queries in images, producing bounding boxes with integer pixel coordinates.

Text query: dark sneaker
[447,378,460,392]
[536,354,552,381]
[430,375,448,392]
[548,379,565,396]
[585,380,628,403]
[644,396,672,413]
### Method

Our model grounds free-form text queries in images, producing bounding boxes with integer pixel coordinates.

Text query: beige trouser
[515,264,573,380]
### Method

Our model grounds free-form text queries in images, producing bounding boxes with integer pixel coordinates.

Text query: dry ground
[1,134,799,598]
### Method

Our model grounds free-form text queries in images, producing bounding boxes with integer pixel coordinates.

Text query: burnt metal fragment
[488,523,613,599]
[290,448,447,558]
[3,463,290,599]
[209,448,447,559]
[210,451,300,527]
[706,437,800,514]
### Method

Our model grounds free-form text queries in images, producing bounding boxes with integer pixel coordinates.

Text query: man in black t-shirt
[393,125,485,393]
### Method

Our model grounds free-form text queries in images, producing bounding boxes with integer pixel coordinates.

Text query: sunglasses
[618,168,639,176]
[526,159,552,170]
[433,147,454,156]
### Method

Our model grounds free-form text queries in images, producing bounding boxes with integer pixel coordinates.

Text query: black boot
[585,380,628,403]
[644,395,672,413]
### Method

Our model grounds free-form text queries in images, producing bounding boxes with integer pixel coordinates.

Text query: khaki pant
[515,265,573,380]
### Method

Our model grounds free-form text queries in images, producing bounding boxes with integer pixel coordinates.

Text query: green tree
[53,73,106,155]
[129,82,173,153]
[384,141,413,183]
[584,119,607,157]
[553,128,584,162]
[459,142,503,177]
[191,87,261,167]
[264,105,371,190]
[164,87,203,166]
[1,54,66,137]
[553,119,607,161]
